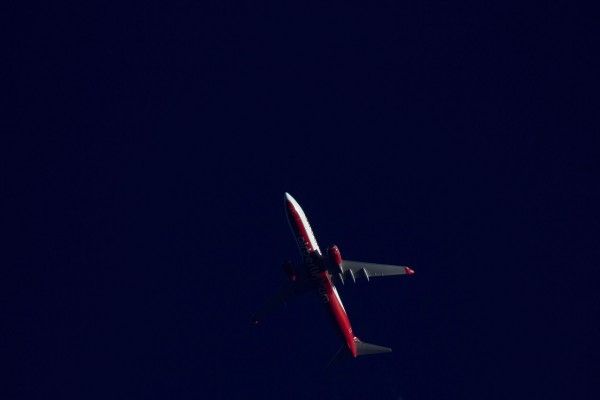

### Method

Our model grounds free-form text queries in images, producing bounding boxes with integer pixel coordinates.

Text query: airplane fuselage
[285,193,359,357]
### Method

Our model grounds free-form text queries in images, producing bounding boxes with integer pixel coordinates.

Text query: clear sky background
[6,1,598,399]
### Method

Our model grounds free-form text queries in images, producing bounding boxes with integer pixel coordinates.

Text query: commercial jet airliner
[252,193,414,362]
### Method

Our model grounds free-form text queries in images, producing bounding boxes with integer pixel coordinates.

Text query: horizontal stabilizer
[354,341,392,356]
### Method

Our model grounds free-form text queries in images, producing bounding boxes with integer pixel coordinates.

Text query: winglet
[404,267,415,275]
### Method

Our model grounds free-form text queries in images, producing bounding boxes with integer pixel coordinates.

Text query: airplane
[252,193,414,363]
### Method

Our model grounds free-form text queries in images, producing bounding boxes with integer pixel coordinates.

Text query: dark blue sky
[6,1,598,399]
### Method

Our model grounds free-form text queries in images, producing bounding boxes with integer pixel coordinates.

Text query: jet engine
[282,260,296,281]
[327,245,343,273]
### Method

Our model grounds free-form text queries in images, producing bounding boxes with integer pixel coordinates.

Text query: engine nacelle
[327,245,343,273]
[282,260,296,281]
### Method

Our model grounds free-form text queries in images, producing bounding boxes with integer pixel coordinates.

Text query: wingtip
[405,267,415,275]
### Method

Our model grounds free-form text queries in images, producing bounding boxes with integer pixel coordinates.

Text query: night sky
[6,1,598,399]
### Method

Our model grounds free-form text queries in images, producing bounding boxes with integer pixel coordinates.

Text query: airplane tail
[354,341,392,356]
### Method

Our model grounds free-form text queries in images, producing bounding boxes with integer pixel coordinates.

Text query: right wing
[338,260,414,282]
[251,280,312,324]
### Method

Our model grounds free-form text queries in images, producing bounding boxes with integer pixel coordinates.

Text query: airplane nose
[284,192,295,205]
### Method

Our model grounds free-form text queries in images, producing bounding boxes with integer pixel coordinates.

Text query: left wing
[336,260,414,282]
[251,280,312,324]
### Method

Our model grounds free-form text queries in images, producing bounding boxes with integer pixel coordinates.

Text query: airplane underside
[252,193,414,363]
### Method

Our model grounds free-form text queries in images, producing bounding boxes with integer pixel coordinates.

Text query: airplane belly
[327,288,357,355]
[313,271,357,357]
